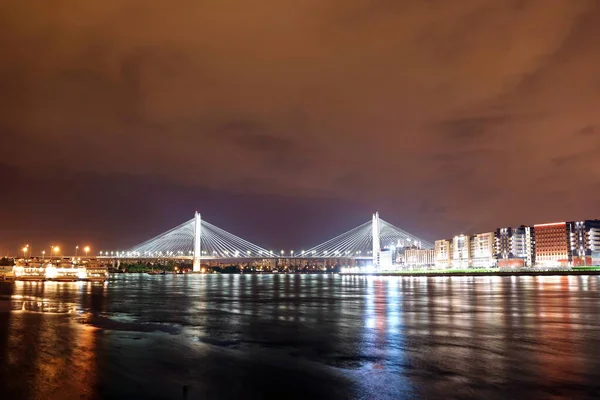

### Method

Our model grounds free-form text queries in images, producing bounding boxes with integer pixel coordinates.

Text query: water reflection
[0,281,104,399]
[1,275,600,399]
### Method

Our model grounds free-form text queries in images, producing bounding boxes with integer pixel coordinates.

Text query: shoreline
[340,270,600,277]
[4,270,600,280]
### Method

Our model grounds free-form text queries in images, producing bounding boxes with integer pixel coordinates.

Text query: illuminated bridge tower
[372,212,381,268]
[193,211,202,272]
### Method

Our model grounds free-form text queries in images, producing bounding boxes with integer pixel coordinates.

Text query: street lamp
[75,246,79,257]
[42,250,46,260]
[84,246,90,257]
[53,246,60,258]
[22,245,29,259]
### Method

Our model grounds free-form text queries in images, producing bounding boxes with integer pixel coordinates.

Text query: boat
[84,262,109,282]
[11,258,109,282]
[42,260,78,282]
[55,268,79,282]
[13,260,46,281]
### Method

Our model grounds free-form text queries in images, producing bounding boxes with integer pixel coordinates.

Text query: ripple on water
[76,313,182,334]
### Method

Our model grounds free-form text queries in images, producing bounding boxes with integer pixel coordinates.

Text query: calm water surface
[1,274,600,399]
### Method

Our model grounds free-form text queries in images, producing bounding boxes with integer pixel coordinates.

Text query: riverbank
[341,267,600,277]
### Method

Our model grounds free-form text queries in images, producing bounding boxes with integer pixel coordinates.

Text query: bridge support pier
[193,212,202,272]
[372,212,381,268]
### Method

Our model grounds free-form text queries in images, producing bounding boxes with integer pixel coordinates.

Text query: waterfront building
[436,218,600,269]
[495,227,513,260]
[495,226,535,268]
[533,220,600,267]
[452,234,470,268]
[379,249,394,269]
[434,239,452,269]
[470,232,495,268]
[436,234,492,268]
[567,220,600,266]
[589,221,600,265]
[404,248,435,267]
[515,226,535,267]
[534,222,570,267]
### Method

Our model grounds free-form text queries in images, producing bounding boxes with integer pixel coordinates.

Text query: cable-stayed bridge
[100,212,432,272]
[298,212,432,260]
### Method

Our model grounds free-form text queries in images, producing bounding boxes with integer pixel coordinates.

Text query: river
[1,274,600,399]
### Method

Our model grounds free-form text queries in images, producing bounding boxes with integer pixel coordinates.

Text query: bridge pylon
[193,211,202,272]
[372,212,381,267]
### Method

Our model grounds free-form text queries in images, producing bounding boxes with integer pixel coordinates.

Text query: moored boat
[13,260,46,281]
[85,268,109,282]
[50,261,80,281]
[82,260,109,282]
[11,258,109,282]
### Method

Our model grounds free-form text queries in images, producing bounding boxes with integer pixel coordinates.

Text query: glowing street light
[22,245,29,259]
[84,246,90,257]
[75,246,79,257]
[53,246,60,257]
[42,250,46,260]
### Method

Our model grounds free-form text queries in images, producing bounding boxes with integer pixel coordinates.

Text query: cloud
[215,120,293,153]
[577,125,598,136]
[1,0,599,245]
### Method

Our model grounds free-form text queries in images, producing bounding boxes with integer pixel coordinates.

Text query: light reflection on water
[1,275,600,399]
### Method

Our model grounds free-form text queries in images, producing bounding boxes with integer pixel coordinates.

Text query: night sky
[1,1,600,255]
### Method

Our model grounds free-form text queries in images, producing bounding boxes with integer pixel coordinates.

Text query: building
[434,240,452,269]
[568,220,600,266]
[534,222,570,267]
[495,226,535,268]
[495,227,513,260]
[436,234,494,269]
[379,249,394,269]
[470,232,495,268]
[514,226,535,267]
[404,248,435,267]
[434,218,600,270]
[452,234,470,268]
[590,221,600,265]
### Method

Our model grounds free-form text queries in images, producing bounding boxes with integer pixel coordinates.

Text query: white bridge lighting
[298,213,432,260]
[123,213,271,269]
[107,212,432,271]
